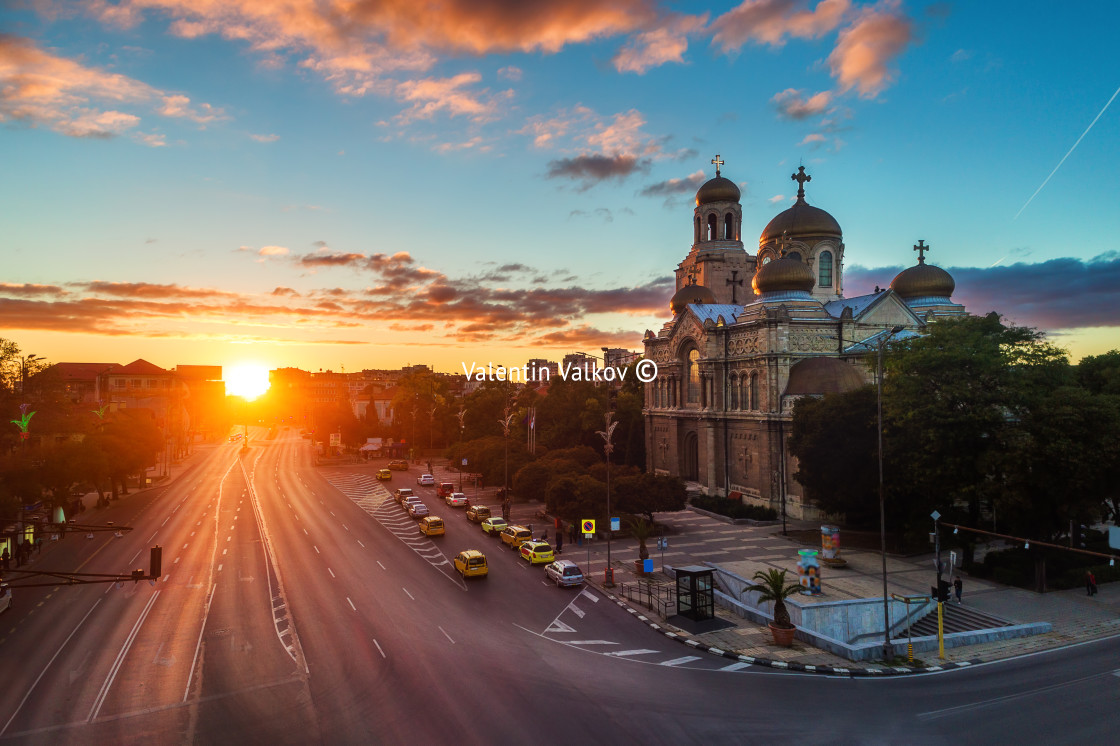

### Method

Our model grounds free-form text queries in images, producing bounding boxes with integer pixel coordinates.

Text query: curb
[600,588,979,677]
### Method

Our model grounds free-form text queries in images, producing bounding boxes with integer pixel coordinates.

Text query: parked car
[407,502,430,519]
[481,517,508,536]
[545,560,584,587]
[394,488,415,503]
[0,584,11,614]
[436,482,455,498]
[388,459,409,471]
[519,540,554,565]
[454,550,488,578]
[500,525,533,549]
[465,505,491,523]
[377,468,392,481]
[445,492,468,508]
[417,474,435,486]
[418,516,445,536]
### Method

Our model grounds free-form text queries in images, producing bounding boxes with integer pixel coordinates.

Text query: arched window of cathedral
[736,375,745,410]
[724,213,734,240]
[748,372,759,410]
[818,250,833,287]
[695,216,701,244]
[706,214,716,242]
[728,374,738,410]
[761,254,772,265]
[686,349,701,404]
[787,251,802,261]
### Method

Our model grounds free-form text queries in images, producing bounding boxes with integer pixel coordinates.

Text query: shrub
[691,495,777,521]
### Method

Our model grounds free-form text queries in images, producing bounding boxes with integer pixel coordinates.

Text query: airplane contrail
[1014,83,1120,220]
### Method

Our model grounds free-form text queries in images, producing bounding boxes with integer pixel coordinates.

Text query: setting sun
[225,365,271,401]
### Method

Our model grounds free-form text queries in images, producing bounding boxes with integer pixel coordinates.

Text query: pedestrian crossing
[320,471,463,585]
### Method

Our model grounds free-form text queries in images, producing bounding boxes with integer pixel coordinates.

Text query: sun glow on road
[226,365,270,401]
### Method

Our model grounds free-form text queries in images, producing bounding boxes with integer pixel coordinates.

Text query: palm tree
[629,517,653,561]
[751,568,801,630]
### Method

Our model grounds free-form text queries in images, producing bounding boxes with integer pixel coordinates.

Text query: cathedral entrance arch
[682,431,699,481]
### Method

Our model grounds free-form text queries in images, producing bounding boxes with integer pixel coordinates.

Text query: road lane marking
[402,588,414,600]
[719,662,751,671]
[328,568,335,578]
[376,561,385,570]
[570,604,585,619]
[222,549,227,555]
[89,591,161,722]
[568,640,617,645]
[162,518,169,526]
[438,626,455,644]
[609,649,660,657]
[162,575,170,582]
[918,671,1111,719]
[303,528,308,535]
[0,600,102,737]
[174,557,181,564]
[313,546,319,554]
[373,639,386,658]
[217,564,223,571]
[182,544,188,549]
[357,540,365,548]
[347,597,356,611]
[184,584,217,702]
[343,524,349,531]
[660,656,701,667]
[330,511,335,517]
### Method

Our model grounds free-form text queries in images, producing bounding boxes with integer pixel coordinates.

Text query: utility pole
[597,412,618,587]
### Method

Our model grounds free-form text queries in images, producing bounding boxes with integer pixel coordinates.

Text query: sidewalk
[488,492,1120,673]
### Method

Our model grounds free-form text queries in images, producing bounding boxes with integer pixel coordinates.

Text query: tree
[1077,350,1120,396]
[614,473,687,523]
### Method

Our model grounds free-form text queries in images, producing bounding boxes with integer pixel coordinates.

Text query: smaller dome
[761,201,841,242]
[784,357,866,396]
[696,176,741,206]
[752,254,814,295]
[890,262,955,299]
[670,283,716,314]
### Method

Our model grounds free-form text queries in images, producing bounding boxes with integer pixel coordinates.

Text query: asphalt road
[1,430,1117,745]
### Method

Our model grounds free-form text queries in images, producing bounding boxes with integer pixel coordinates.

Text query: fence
[618,578,675,618]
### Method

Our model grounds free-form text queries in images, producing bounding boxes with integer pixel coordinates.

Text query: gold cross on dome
[914,239,930,264]
[711,154,725,177]
[791,166,811,199]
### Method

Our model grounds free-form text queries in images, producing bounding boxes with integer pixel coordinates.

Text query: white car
[545,560,584,587]
[417,474,435,486]
[445,492,469,507]
[407,502,430,519]
[0,583,11,614]
[402,496,423,511]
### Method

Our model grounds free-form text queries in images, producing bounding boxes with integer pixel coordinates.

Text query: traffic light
[149,545,162,579]
[931,579,950,603]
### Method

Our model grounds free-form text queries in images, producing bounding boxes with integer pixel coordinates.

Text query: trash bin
[604,568,614,584]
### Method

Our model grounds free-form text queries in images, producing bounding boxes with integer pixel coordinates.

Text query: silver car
[407,502,430,519]
[545,560,584,587]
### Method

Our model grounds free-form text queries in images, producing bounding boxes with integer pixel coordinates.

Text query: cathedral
[642,158,966,520]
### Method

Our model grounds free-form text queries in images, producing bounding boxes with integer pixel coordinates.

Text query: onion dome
[890,240,955,299]
[784,358,865,396]
[760,166,841,242]
[752,253,814,296]
[670,282,716,314]
[696,176,741,206]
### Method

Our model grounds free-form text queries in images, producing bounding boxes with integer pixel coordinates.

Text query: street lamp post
[597,412,619,586]
[876,324,905,661]
[456,408,466,492]
[499,409,515,517]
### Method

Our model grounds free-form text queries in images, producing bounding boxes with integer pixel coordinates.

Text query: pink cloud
[827,1,912,98]
[712,0,850,50]
[612,14,708,74]
[394,72,508,124]
[771,88,833,119]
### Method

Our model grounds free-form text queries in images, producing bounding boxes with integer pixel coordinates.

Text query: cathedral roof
[752,254,815,295]
[760,166,841,242]
[822,290,889,319]
[890,261,955,299]
[670,283,716,314]
[687,303,743,325]
[784,357,866,396]
[696,176,741,206]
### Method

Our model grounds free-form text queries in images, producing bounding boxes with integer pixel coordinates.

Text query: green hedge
[691,495,777,521]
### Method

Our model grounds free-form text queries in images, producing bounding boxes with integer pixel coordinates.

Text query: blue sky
[2,0,1118,374]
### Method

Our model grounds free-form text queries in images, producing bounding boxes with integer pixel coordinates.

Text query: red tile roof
[114,359,169,375]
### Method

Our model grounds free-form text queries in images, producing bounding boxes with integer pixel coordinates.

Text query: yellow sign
[581,519,595,534]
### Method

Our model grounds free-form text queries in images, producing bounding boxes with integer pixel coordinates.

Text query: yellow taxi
[500,525,533,550]
[418,516,445,536]
[454,550,488,578]
[377,468,392,481]
[465,505,491,523]
[519,540,554,565]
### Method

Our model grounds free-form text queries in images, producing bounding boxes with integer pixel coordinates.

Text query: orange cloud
[771,88,833,119]
[394,72,508,124]
[712,0,849,50]
[827,1,912,98]
[0,33,225,139]
[612,14,708,74]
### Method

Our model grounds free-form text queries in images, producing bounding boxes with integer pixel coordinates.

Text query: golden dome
[890,261,955,299]
[696,176,741,206]
[752,254,814,295]
[760,166,840,242]
[670,283,716,314]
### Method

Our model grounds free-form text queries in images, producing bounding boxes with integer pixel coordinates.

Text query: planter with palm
[751,568,801,646]
[629,518,653,573]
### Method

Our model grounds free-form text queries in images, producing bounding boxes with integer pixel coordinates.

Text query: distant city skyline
[3,1,1119,375]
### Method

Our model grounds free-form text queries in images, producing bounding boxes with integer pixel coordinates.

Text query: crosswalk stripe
[660,656,701,666]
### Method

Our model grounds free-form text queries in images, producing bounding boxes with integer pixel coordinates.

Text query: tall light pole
[19,354,39,395]
[597,411,619,586]
[877,324,905,661]
[456,407,466,492]
[499,409,515,513]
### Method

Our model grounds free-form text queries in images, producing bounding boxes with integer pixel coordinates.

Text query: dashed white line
[373,639,386,658]
[719,662,751,671]
[347,597,356,611]
[438,626,455,644]
[376,561,385,570]
[314,546,320,554]
[328,568,335,578]
[174,557,181,564]
[303,528,309,535]
[357,539,365,548]
[402,588,414,600]
[218,564,223,572]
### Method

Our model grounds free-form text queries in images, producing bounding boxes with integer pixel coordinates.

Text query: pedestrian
[555,529,563,554]
[1,546,9,570]
[569,523,577,545]
[1087,570,1098,596]
[464,497,471,509]
[953,576,963,604]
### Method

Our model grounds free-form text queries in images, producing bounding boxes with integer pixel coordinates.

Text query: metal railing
[619,578,676,618]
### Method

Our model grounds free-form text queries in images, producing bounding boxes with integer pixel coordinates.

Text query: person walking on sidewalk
[1,547,9,570]
[1087,570,1098,596]
[953,576,963,604]
[555,529,563,554]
